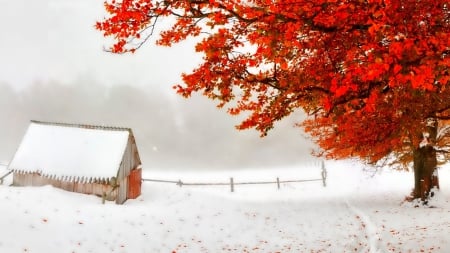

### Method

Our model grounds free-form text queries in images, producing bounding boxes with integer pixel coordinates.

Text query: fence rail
[142,163,327,192]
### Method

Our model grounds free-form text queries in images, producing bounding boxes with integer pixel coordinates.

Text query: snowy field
[0,161,449,253]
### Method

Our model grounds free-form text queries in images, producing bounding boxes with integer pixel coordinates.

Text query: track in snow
[346,200,385,253]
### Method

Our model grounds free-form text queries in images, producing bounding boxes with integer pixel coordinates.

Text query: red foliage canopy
[97,0,450,166]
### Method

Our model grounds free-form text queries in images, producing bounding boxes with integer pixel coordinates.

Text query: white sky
[0,0,201,91]
[0,0,317,169]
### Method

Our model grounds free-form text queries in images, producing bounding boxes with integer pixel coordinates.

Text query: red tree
[96,0,450,201]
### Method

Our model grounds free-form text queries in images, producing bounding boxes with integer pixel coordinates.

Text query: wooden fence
[1,162,328,192]
[142,164,327,192]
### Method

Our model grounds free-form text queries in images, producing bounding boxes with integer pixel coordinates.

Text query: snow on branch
[437,125,450,141]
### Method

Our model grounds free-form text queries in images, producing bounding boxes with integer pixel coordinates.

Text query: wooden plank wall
[117,136,133,204]
[12,172,117,202]
[127,168,142,199]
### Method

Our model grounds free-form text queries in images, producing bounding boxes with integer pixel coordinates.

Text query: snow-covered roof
[8,121,131,180]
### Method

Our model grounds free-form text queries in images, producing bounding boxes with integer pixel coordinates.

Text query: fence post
[276,177,280,190]
[321,161,327,187]
[230,177,234,192]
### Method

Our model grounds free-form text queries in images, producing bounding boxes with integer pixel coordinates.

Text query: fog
[0,0,317,170]
[0,80,317,170]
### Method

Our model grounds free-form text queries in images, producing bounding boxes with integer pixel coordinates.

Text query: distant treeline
[0,80,314,169]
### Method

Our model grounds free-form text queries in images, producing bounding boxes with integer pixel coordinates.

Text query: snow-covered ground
[0,161,449,253]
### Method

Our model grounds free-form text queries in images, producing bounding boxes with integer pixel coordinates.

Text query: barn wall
[12,172,31,186]
[127,168,142,199]
[117,176,128,204]
[116,133,142,204]
[130,133,142,168]
[12,172,117,201]
[48,177,62,188]
[116,136,132,204]
[12,172,43,186]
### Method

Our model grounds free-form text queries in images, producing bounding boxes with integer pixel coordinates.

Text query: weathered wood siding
[116,133,142,204]
[13,172,117,201]
[127,168,142,199]
[13,172,33,186]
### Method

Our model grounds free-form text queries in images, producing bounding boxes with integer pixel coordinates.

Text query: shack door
[127,168,142,199]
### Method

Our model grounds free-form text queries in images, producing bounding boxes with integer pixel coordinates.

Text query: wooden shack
[7,120,142,204]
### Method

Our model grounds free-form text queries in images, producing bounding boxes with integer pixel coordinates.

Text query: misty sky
[0,0,318,170]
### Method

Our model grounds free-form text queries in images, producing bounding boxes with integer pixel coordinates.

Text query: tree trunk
[412,118,440,201]
[413,146,438,200]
